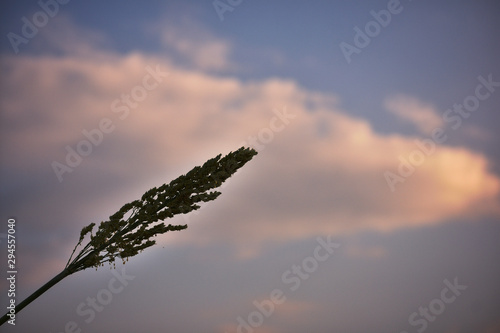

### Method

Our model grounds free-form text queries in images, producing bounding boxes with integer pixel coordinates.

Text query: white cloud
[385,95,444,134]
[160,21,234,71]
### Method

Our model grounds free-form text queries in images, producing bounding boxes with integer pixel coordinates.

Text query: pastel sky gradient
[1,1,499,332]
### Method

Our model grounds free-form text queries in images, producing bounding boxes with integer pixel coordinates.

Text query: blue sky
[1,1,500,332]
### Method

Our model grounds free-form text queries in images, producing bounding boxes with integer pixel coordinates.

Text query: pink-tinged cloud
[385,94,444,134]
[1,47,499,260]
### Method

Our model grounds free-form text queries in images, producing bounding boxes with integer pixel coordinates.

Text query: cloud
[25,14,110,57]
[385,95,444,134]
[1,47,499,267]
[160,20,235,71]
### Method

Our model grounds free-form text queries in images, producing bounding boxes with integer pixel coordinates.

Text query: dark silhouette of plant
[0,147,257,325]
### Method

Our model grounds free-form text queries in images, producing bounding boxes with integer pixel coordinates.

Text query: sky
[0,0,499,332]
